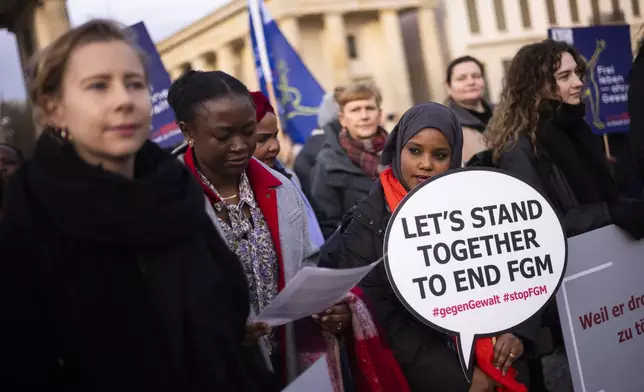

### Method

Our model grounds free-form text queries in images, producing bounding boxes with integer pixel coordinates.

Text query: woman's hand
[469,366,497,392]
[244,322,271,345]
[312,303,351,335]
[493,333,524,376]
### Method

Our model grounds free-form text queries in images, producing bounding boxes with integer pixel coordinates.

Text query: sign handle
[603,134,613,159]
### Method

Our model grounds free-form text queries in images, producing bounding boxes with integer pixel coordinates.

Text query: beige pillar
[379,9,413,112]
[279,16,300,51]
[32,0,71,50]
[242,36,259,90]
[417,6,447,103]
[191,54,213,72]
[216,43,236,77]
[323,12,350,86]
[169,68,183,81]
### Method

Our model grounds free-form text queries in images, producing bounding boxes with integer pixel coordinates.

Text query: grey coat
[178,154,319,381]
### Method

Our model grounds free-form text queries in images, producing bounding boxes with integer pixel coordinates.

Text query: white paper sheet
[282,355,333,392]
[255,257,383,327]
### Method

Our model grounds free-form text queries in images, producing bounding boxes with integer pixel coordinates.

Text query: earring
[188,140,194,147]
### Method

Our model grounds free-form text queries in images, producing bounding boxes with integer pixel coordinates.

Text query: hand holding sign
[384,168,567,380]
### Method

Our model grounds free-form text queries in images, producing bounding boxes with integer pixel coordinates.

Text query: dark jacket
[629,44,644,183]
[293,128,325,201]
[469,114,620,349]
[447,99,494,132]
[493,135,612,238]
[331,182,534,391]
[310,121,375,238]
[0,134,274,392]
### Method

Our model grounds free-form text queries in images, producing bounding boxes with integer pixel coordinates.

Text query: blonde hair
[336,81,382,109]
[27,19,146,125]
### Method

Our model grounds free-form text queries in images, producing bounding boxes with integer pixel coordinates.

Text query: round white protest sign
[384,167,567,376]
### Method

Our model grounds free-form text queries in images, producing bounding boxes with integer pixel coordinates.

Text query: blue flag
[549,25,631,135]
[127,22,184,148]
[249,1,325,144]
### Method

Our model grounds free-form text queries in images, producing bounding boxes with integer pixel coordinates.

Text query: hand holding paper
[254,257,383,327]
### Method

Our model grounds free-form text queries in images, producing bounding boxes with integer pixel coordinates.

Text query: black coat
[310,121,375,238]
[629,45,644,184]
[0,134,275,392]
[293,129,326,202]
[331,182,534,391]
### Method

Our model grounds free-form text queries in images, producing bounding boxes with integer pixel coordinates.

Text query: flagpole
[248,0,293,165]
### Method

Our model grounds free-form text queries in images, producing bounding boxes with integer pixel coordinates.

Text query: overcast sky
[0,0,229,99]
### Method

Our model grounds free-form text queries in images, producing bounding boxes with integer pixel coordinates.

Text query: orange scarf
[379,167,527,392]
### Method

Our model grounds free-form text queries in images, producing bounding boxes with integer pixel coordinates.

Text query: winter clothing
[180,148,319,383]
[493,100,644,239]
[447,99,493,164]
[310,123,383,238]
[294,92,340,200]
[327,103,534,391]
[337,127,388,179]
[0,133,270,391]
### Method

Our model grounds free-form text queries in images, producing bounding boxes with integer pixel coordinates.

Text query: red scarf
[379,167,527,392]
[299,287,410,392]
[338,128,388,179]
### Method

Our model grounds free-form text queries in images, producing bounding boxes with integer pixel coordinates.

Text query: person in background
[310,82,388,238]
[485,38,644,391]
[294,88,342,201]
[331,102,531,392]
[0,19,269,391]
[0,144,24,217]
[445,55,493,164]
[250,90,324,247]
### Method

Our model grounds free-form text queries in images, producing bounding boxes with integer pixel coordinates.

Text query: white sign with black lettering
[384,168,567,378]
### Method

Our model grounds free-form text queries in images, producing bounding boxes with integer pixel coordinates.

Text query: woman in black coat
[484,39,644,391]
[0,19,273,392]
[332,103,534,392]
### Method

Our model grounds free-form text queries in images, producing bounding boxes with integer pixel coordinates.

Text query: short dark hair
[446,55,486,84]
[167,70,252,124]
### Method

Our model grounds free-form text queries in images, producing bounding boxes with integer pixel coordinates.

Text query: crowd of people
[1,18,644,392]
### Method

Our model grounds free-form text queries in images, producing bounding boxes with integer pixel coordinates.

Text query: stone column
[279,16,300,51]
[379,9,413,111]
[417,6,447,103]
[242,35,259,90]
[323,12,350,86]
[169,68,183,81]
[191,54,213,72]
[216,43,236,77]
[32,0,71,50]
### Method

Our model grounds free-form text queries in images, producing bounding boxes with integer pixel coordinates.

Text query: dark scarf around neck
[338,127,388,179]
[537,99,618,204]
[4,132,207,246]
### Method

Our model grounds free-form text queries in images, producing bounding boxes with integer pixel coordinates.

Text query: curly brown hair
[485,39,586,161]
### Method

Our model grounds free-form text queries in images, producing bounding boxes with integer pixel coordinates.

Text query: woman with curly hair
[483,38,644,391]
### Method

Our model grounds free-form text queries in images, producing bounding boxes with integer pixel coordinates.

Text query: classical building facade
[157,0,447,118]
[0,0,71,74]
[0,0,71,154]
[445,0,644,102]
